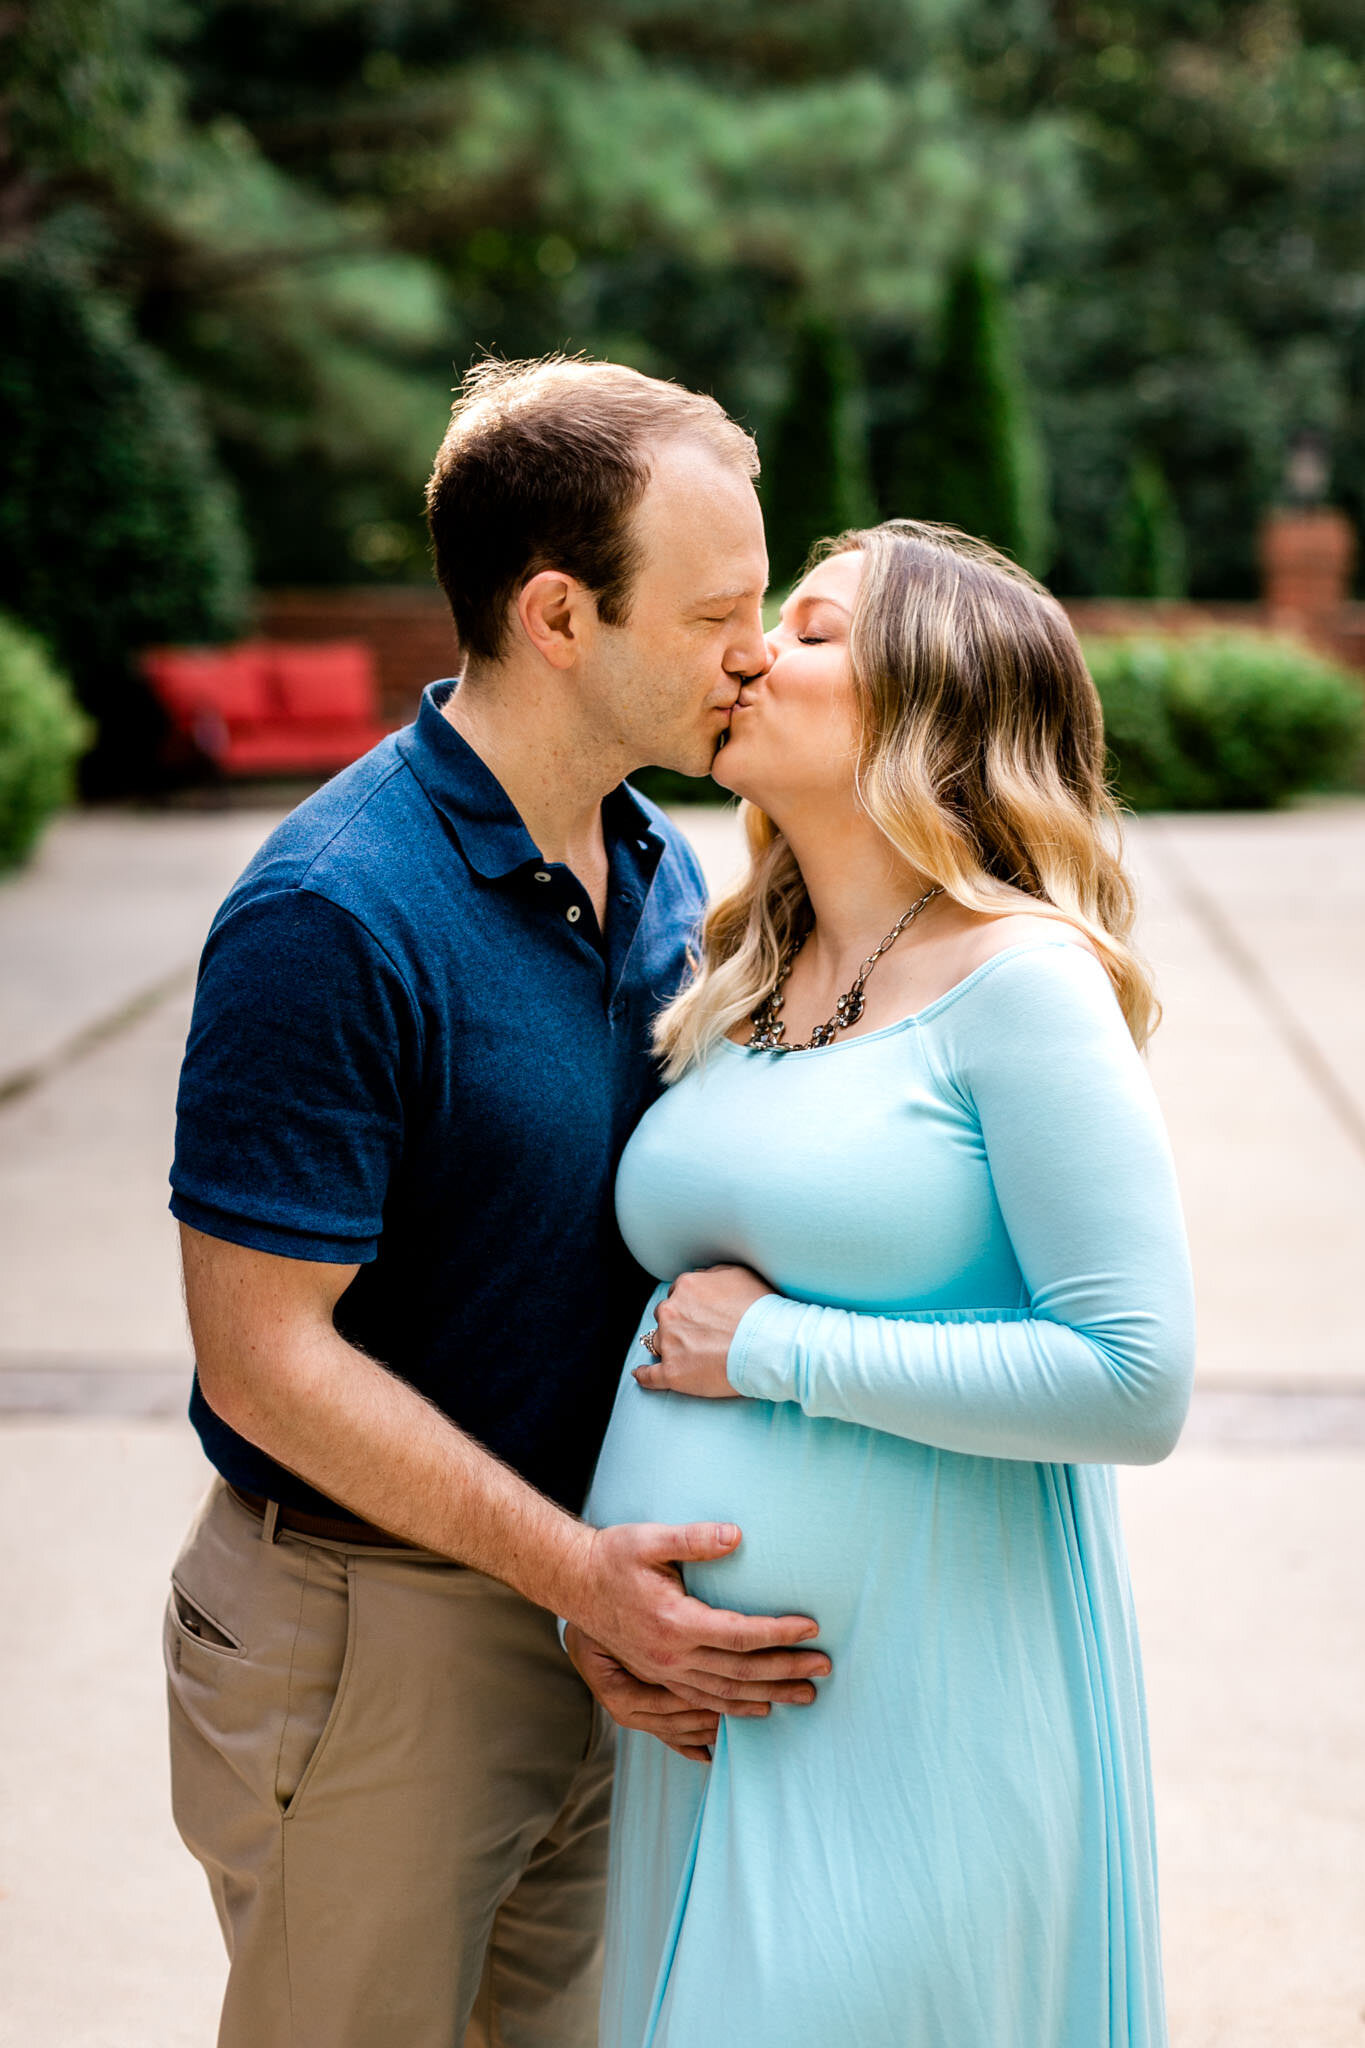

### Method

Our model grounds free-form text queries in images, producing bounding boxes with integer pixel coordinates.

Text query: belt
[230,1485,408,1549]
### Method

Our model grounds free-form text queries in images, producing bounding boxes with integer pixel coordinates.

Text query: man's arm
[183,1226,830,1722]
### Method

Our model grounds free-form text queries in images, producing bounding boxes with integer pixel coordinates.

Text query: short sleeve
[170,888,421,1262]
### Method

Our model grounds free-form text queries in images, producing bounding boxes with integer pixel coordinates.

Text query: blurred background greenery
[2,0,1364,810]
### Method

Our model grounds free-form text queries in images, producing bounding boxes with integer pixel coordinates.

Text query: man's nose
[730,628,772,680]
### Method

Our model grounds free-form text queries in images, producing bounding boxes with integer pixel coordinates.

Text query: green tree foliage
[762,321,875,586]
[1,0,1028,585]
[0,613,92,871]
[1108,456,1188,599]
[3,0,1364,611]
[4,0,459,586]
[974,2,1365,595]
[0,253,249,790]
[898,254,1051,573]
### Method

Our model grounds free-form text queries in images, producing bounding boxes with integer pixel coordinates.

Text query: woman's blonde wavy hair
[655,519,1157,1080]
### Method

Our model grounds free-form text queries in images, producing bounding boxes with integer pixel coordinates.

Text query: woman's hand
[633,1264,774,1400]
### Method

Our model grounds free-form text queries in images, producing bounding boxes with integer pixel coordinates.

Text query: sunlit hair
[656,519,1157,1079]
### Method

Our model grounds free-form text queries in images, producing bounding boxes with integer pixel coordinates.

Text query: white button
[566,905,581,924]
[533,870,552,883]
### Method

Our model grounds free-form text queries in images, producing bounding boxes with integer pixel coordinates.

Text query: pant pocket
[168,1578,244,1659]
[276,1544,355,1816]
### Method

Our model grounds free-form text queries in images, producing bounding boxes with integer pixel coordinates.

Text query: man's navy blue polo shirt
[170,681,707,1517]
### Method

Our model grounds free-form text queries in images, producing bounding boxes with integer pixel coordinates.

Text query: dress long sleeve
[726,943,1196,1465]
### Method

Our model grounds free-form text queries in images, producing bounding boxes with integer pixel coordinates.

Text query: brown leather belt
[230,1485,407,1549]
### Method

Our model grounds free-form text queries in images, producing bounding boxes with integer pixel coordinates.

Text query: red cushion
[220,721,390,775]
[268,643,377,722]
[141,645,273,724]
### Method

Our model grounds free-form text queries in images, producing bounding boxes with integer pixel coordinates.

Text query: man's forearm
[204,1316,594,1618]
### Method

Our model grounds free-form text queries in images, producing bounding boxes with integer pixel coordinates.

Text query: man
[164,355,830,2048]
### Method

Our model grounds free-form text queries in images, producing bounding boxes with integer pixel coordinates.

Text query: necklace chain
[747,887,944,1054]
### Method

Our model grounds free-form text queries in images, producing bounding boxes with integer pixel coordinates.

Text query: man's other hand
[564,1626,719,1764]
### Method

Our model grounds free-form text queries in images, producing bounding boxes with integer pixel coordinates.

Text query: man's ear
[516,570,594,671]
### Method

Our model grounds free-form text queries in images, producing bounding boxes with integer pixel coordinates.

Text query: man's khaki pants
[164,1479,614,2048]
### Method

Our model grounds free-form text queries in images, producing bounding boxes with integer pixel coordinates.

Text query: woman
[584,521,1196,2048]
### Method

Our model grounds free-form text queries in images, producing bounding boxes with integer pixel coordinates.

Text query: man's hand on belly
[633,1264,772,1400]
[564,1627,721,1763]
[559,1519,830,1721]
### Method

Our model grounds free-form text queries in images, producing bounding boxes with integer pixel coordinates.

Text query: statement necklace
[746,887,944,1053]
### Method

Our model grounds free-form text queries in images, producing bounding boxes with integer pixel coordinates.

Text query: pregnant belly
[585,1296,948,1653]
[584,1298,1116,1710]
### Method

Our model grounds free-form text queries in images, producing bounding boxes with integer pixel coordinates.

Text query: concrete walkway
[1,799,1362,2045]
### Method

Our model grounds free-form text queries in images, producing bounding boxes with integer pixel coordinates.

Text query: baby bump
[585,1300,1112,1733]
[587,1300,966,1654]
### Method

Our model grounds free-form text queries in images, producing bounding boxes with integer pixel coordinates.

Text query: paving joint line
[0,961,197,1109]
[1145,820,1365,1166]
[2,1364,1364,1446]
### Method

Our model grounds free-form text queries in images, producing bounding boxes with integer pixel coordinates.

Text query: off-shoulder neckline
[717,939,1102,1060]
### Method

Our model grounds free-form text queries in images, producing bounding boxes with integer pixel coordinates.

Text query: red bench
[141,640,395,777]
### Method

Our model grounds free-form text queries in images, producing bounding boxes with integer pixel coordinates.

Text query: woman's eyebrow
[781,591,851,622]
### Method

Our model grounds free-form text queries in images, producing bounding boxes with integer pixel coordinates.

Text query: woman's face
[713,549,865,816]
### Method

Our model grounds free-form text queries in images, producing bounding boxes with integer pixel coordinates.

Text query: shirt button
[566,905,581,924]
[534,871,552,883]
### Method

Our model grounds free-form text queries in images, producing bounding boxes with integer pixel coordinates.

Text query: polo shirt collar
[398,681,661,880]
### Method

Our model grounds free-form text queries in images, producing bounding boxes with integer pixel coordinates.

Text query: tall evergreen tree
[896,254,1051,575]
[1108,456,1188,600]
[762,319,874,589]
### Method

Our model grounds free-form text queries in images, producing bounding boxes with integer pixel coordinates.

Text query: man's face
[586,437,770,779]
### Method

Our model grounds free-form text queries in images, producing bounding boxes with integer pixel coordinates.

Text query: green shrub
[0,252,249,793]
[1086,631,1365,811]
[0,613,92,872]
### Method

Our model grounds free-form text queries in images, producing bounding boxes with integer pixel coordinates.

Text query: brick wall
[254,586,459,725]
[1061,599,1264,641]
[1258,510,1365,674]
[253,510,1365,726]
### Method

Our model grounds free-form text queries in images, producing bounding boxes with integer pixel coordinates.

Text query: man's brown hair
[425,354,759,663]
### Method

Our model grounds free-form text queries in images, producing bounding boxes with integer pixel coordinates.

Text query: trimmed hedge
[0,612,92,872]
[1087,631,1365,812]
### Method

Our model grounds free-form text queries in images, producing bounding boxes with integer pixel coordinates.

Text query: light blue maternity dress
[584,941,1196,2048]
